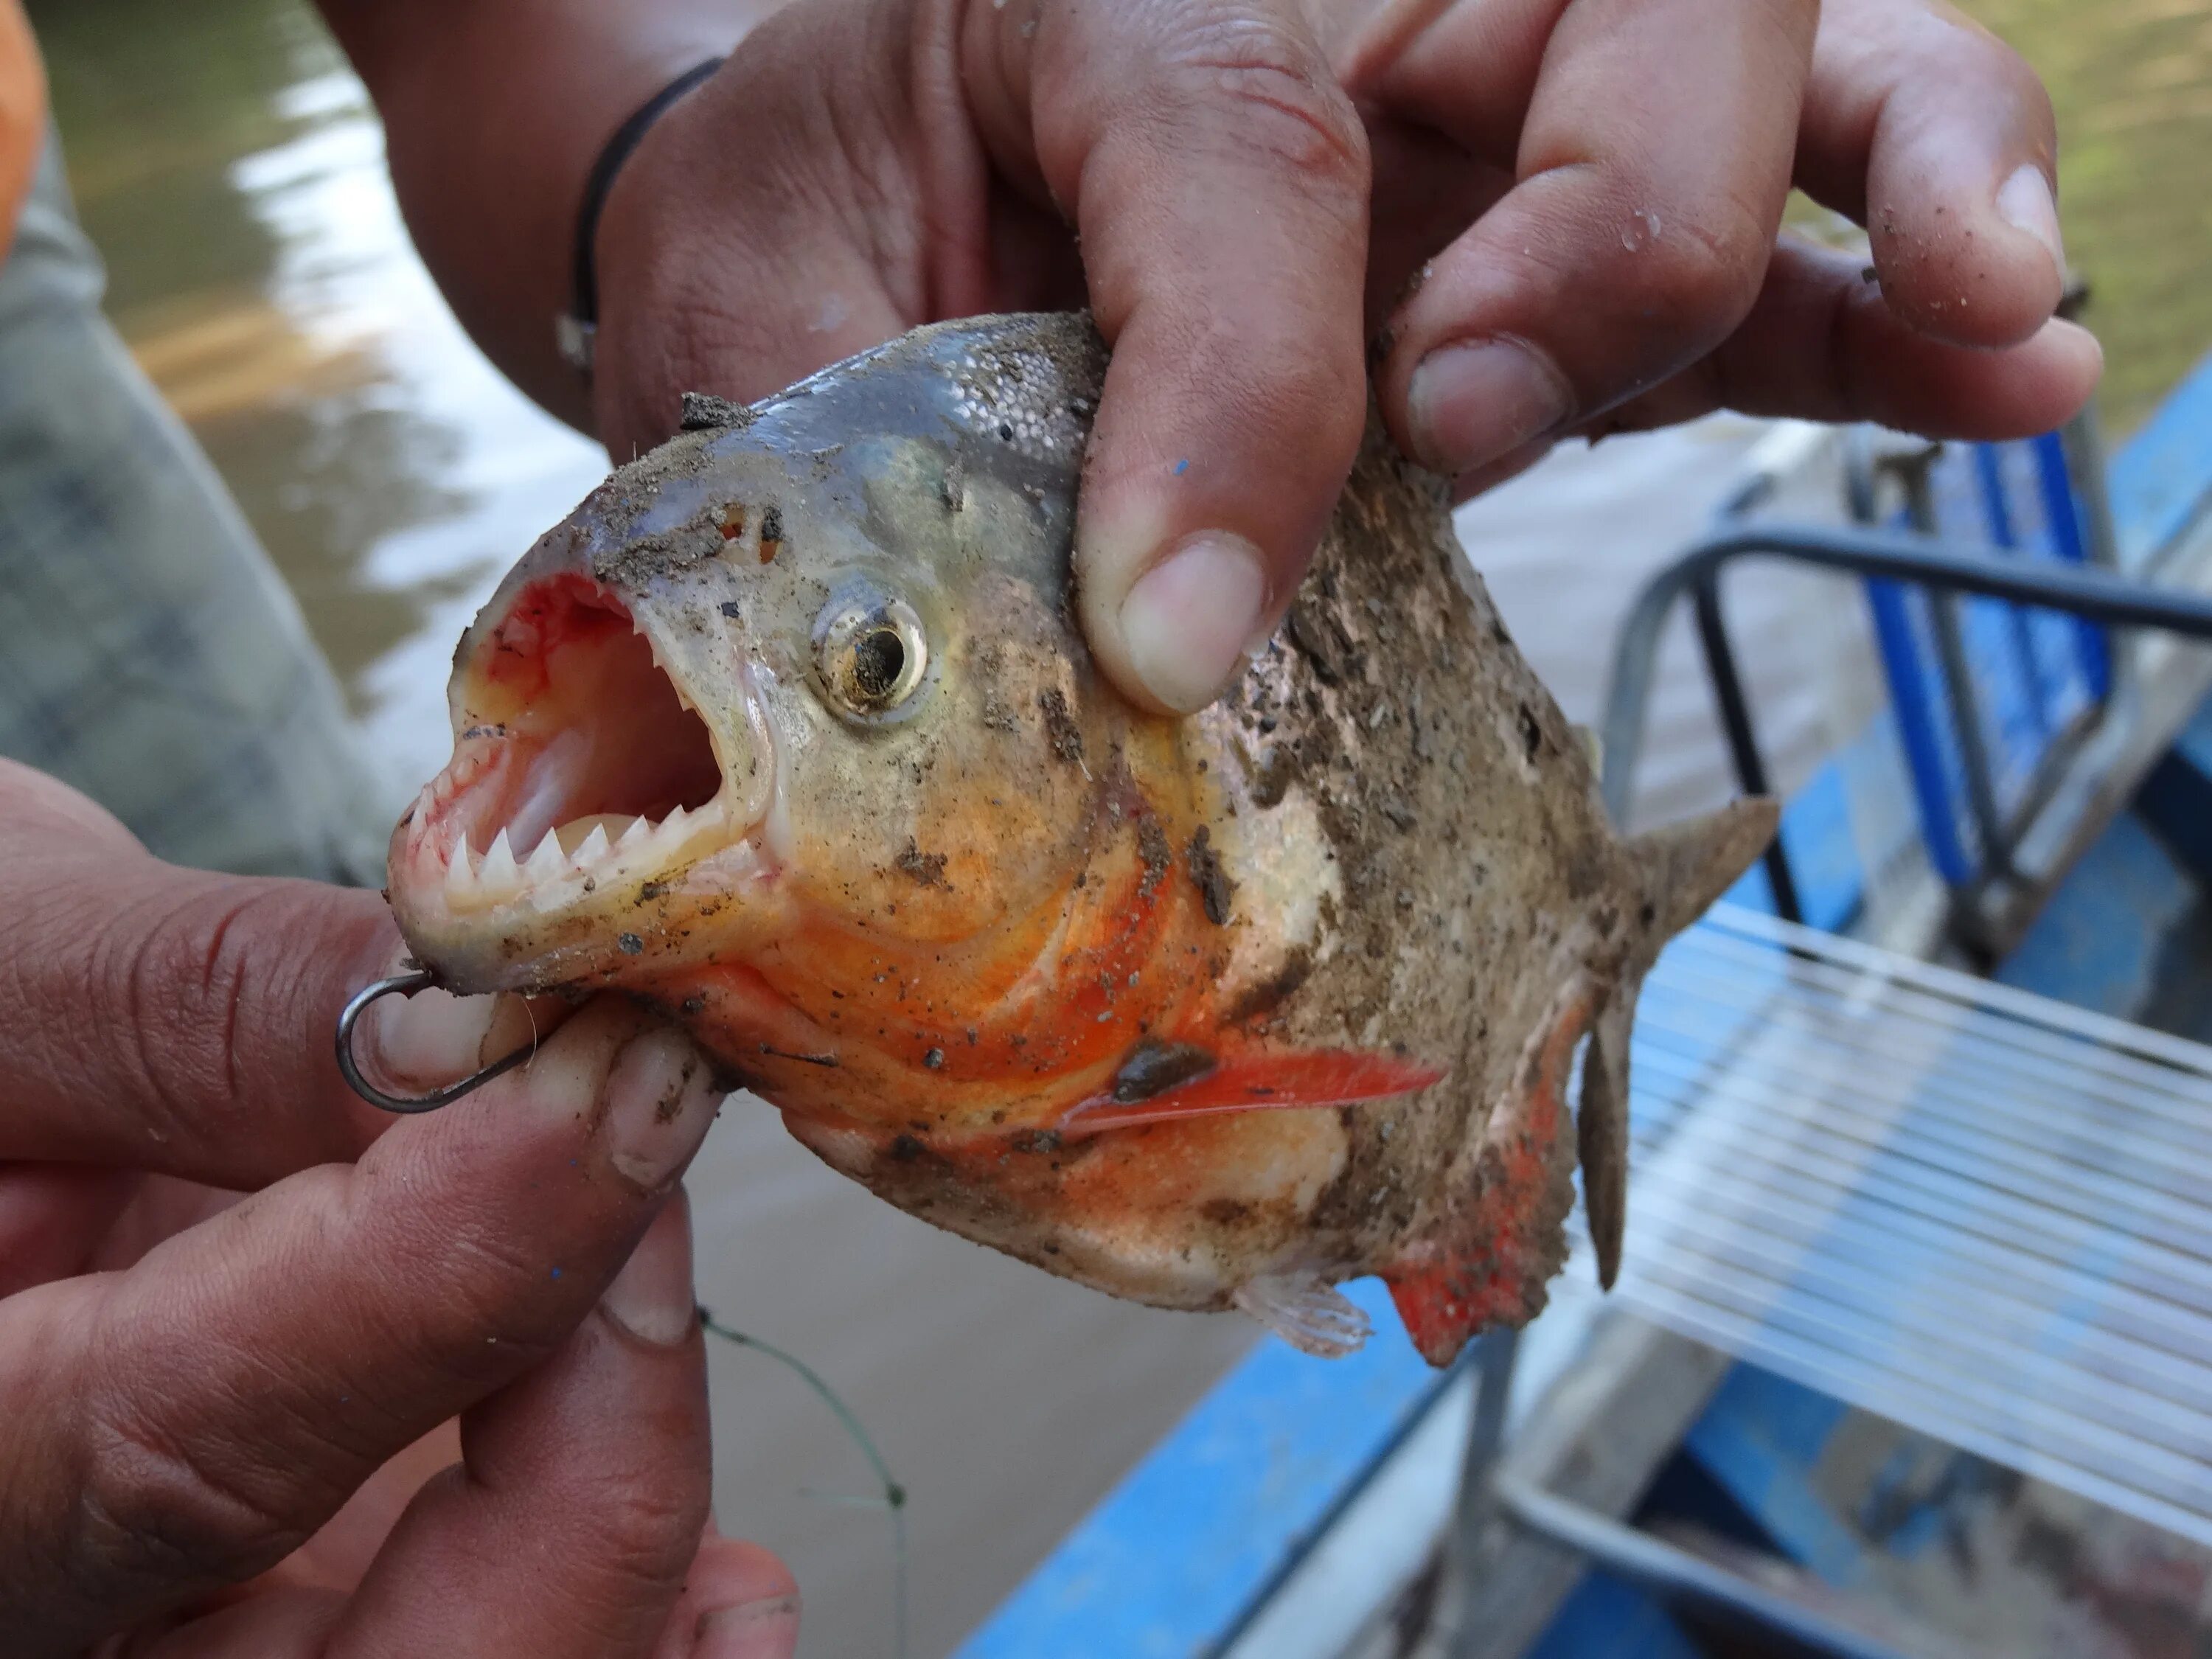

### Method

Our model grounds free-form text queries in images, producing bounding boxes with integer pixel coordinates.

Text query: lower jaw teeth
[443,800,730,904]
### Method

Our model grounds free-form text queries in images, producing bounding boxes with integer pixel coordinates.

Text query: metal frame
[1438,444,2212,1659]
[1847,431,2126,937]
[1595,520,2212,925]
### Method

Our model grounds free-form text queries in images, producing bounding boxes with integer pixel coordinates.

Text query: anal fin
[1578,975,1638,1290]
[1384,979,1593,1366]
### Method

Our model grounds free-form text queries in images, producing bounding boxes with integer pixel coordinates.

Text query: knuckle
[582,1472,711,1589]
[74,1394,311,1590]
[363,1186,580,1371]
[1203,325,1367,469]
[104,883,311,1152]
[1154,11,1369,193]
[99,892,229,1145]
[1621,197,1771,347]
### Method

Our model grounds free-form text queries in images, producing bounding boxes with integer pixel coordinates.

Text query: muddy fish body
[386,314,1774,1363]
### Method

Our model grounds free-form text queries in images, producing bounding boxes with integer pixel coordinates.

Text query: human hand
[0,759,797,1659]
[587,0,2098,716]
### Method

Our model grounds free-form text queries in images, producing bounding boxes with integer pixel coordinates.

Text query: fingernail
[602,1197,695,1346]
[695,1595,801,1659]
[1118,532,1269,714]
[606,1030,721,1189]
[1408,339,1571,476]
[1996,163,2065,277]
[371,982,500,1085]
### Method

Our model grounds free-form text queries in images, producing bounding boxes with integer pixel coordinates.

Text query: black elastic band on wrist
[560,55,726,373]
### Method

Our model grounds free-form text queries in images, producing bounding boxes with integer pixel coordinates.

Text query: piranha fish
[383,313,1775,1365]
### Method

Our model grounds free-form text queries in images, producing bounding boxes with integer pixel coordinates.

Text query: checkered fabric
[0,129,385,883]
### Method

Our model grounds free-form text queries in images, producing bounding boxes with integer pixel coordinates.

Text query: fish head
[387,316,1127,999]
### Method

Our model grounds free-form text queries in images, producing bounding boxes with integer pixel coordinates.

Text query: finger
[259,1421,464,1594]
[1795,0,2065,347]
[964,0,1372,713]
[1374,0,1818,479]
[132,1535,799,1659]
[327,1197,720,1658]
[0,1164,135,1297]
[658,1534,801,1659]
[1562,237,2102,441]
[0,1000,726,1654]
[125,1587,348,1659]
[0,757,542,1184]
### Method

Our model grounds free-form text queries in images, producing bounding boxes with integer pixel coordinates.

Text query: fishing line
[698,1307,909,1659]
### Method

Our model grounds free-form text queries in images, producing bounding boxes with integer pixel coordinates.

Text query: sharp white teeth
[616,815,651,850]
[575,824,611,865]
[480,828,521,894]
[661,804,691,837]
[445,835,476,898]
[524,833,567,880]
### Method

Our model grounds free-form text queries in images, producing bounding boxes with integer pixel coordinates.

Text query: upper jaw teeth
[443,797,738,907]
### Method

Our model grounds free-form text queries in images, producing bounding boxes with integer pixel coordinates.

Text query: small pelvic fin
[1577,975,1638,1290]
[1232,1273,1373,1358]
[1061,1046,1445,1133]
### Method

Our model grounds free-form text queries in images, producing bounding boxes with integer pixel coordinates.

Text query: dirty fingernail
[371,983,499,1085]
[694,1594,802,1659]
[602,1194,696,1346]
[606,1030,721,1189]
[1408,339,1571,476]
[1118,532,1268,714]
[1995,163,2065,277]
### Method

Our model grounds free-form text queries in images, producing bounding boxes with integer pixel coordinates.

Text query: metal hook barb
[335,968,535,1114]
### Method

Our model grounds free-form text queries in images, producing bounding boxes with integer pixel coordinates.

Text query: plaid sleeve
[0,130,387,884]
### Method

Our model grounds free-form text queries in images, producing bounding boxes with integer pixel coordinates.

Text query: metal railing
[1596,520,2212,928]
[1435,426,2212,1658]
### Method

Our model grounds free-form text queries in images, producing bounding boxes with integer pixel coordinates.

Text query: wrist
[555,56,728,382]
[317,1,773,429]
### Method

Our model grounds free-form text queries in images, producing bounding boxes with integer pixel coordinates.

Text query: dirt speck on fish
[384,314,1775,1364]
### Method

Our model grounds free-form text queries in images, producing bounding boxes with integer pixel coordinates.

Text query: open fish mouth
[392,571,780,931]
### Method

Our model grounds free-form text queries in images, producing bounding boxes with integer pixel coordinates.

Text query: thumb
[0,758,477,1184]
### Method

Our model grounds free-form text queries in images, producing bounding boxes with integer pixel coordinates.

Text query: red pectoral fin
[1062,1040,1444,1134]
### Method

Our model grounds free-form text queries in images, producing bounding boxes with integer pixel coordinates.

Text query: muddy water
[26,0,2212,1652]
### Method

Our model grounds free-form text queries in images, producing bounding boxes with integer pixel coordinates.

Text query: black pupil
[852,627,906,700]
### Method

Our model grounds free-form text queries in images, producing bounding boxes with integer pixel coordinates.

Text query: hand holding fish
[329,0,2099,717]
[0,762,793,1659]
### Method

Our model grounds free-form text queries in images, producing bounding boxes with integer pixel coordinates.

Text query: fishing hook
[335,968,535,1113]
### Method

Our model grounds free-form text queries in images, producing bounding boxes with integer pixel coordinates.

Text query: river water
[24,1,2212,1653]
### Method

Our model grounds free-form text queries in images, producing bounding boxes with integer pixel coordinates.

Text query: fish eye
[813,590,930,720]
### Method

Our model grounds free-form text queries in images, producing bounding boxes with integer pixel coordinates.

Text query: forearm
[316,0,781,431]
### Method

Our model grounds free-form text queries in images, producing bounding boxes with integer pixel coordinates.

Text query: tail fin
[1579,797,1780,1289]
